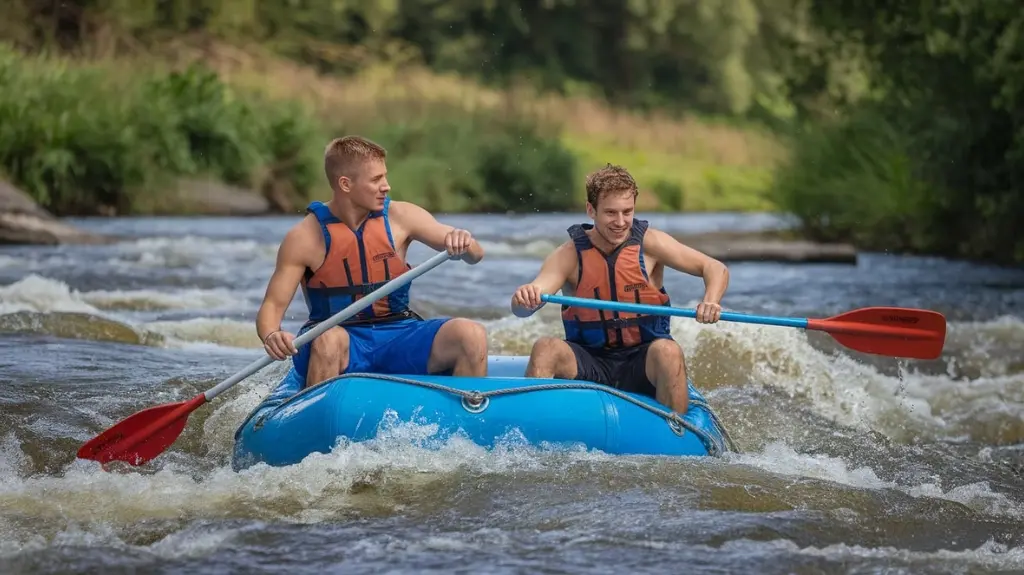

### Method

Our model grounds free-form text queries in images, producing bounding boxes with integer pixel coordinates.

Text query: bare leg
[305,327,350,388]
[645,338,689,413]
[427,318,489,376]
[525,337,579,379]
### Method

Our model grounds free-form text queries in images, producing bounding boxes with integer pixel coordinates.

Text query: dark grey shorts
[566,340,656,398]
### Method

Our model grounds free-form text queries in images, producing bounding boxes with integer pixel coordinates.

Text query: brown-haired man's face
[586,190,635,246]
[339,158,390,211]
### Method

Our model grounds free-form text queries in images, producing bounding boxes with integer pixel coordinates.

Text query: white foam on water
[0,275,263,349]
[717,537,1024,571]
[0,274,106,315]
[0,255,22,268]
[110,236,278,269]
[943,315,1024,378]
[82,287,247,312]
[476,238,561,259]
[0,418,599,555]
[0,434,30,478]
[0,274,255,315]
[336,527,513,561]
[724,441,1023,519]
[0,519,248,561]
[144,317,262,349]
[328,531,1024,571]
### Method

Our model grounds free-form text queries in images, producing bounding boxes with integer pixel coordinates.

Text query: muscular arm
[644,228,730,304]
[510,241,577,317]
[391,200,485,264]
[255,223,313,342]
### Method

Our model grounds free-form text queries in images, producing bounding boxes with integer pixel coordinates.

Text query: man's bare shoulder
[642,224,725,275]
[641,226,677,251]
[386,199,431,220]
[277,214,322,267]
[283,213,321,242]
[552,239,576,256]
[547,240,578,271]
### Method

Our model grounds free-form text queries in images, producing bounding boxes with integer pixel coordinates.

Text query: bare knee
[647,338,684,369]
[528,337,575,377]
[646,338,688,412]
[429,318,488,376]
[309,327,350,365]
[448,318,488,358]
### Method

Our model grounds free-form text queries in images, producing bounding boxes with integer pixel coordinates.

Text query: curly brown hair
[585,164,638,208]
[324,135,387,190]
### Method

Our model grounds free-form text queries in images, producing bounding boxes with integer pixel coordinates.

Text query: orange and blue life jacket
[561,219,673,348]
[301,197,416,327]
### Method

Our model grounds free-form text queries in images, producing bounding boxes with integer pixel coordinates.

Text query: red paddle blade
[807,306,947,360]
[77,395,205,466]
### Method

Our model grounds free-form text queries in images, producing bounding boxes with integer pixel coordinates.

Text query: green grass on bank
[563,135,777,212]
[0,41,787,216]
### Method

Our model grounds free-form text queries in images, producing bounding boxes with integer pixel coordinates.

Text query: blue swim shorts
[292,316,451,381]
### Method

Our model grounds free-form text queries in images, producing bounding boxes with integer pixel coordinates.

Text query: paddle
[77,249,458,467]
[539,294,947,360]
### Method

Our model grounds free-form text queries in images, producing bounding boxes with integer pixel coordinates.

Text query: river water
[1,211,1023,574]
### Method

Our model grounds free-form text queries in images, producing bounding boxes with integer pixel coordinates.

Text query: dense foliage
[773,0,1024,265]
[0,0,855,118]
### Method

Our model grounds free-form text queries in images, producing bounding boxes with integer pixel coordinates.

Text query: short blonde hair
[324,135,387,190]
[585,163,638,207]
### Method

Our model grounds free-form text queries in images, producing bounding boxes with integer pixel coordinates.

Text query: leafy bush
[0,44,323,215]
[366,106,578,213]
[769,107,942,252]
[473,118,578,213]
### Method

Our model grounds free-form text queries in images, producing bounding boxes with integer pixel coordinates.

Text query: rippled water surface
[2,211,1024,574]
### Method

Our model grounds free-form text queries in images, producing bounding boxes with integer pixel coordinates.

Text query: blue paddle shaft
[540,294,809,329]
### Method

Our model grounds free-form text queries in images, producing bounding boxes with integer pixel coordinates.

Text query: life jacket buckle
[604,316,640,328]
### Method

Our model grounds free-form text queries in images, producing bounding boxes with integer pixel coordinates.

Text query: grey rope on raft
[331,372,739,456]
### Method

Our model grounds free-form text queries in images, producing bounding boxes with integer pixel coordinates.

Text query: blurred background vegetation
[0,0,1020,265]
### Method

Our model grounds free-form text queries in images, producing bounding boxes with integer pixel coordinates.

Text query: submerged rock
[167,179,272,216]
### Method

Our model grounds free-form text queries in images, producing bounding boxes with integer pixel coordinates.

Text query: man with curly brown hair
[510,164,729,414]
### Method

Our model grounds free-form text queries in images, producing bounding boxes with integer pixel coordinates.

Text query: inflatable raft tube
[232,355,734,470]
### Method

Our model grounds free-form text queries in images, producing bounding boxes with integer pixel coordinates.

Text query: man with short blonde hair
[323,136,387,184]
[257,135,490,388]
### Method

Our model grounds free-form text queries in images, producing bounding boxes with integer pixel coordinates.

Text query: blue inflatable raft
[232,355,734,470]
